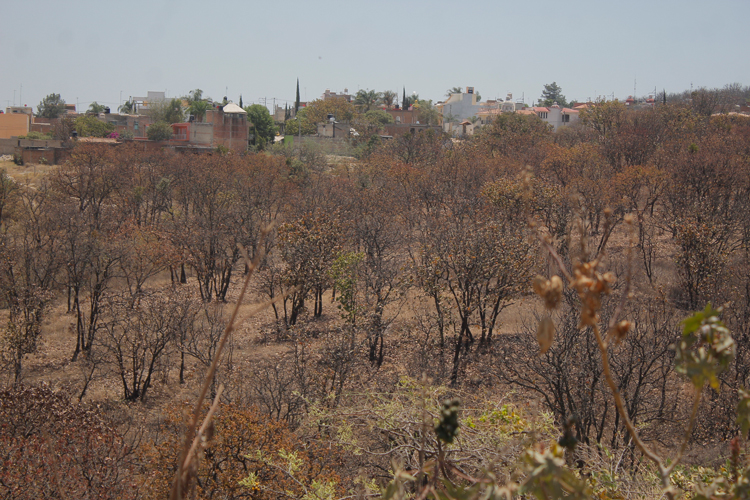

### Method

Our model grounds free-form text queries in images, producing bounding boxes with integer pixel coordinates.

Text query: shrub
[0,386,137,500]
[147,121,173,141]
[74,114,115,137]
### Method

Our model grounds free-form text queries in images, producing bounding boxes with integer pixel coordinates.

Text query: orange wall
[0,114,30,139]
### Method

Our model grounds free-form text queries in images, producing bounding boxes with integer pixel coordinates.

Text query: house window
[538,112,547,119]
[562,114,570,123]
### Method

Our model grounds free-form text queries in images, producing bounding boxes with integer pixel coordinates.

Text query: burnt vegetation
[2,94,750,499]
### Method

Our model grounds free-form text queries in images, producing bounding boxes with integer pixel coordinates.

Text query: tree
[51,144,125,360]
[414,98,440,125]
[350,109,395,147]
[284,108,316,136]
[382,90,397,108]
[540,81,568,107]
[87,101,106,114]
[140,402,344,500]
[402,87,407,109]
[0,386,137,499]
[36,93,66,118]
[354,89,382,112]
[0,183,59,384]
[74,115,115,138]
[295,78,301,114]
[147,121,173,141]
[446,86,463,97]
[184,89,210,121]
[277,212,343,325]
[245,104,277,150]
[304,97,356,124]
[149,98,184,124]
[118,100,134,114]
[188,99,209,121]
[100,290,194,401]
[476,112,552,166]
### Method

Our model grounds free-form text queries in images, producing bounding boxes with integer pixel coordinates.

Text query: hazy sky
[2,0,749,113]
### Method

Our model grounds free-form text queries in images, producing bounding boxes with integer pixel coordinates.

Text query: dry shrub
[0,385,137,500]
[140,402,345,499]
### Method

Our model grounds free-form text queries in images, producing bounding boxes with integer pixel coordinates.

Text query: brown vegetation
[2,101,750,499]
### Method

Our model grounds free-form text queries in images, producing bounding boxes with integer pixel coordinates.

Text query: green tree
[354,89,382,112]
[118,100,135,114]
[185,89,210,121]
[295,78,301,114]
[36,93,66,118]
[245,104,277,150]
[540,82,568,107]
[363,109,394,127]
[414,99,440,125]
[188,100,209,121]
[304,98,356,124]
[147,121,173,141]
[381,90,397,109]
[446,86,463,97]
[74,115,115,138]
[284,109,316,136]
[87,102,106,114]
[150,98,184,124]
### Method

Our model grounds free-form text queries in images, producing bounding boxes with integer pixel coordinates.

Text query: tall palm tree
[354,89,382,112]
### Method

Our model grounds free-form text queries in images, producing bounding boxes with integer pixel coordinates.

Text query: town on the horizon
[2,81,749,164]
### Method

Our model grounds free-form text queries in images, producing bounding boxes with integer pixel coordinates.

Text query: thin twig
[170,237,265,500]
[182,384,224,471]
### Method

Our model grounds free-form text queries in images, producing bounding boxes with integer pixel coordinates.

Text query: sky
[2,0,749,113]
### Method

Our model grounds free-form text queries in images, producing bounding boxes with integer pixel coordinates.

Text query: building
[532,104,580,131]
[205,102,247,151]
[131,91,166,115]
[322,88,352,102]
[436,87,482,122]
[385,107,419,125]
[0,109,31,139]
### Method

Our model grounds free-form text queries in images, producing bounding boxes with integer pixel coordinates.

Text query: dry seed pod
[537,316,555,354]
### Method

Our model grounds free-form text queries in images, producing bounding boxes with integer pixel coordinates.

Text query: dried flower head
[532,275,564,310]
[611,320,632,343]
[537,316,555,355]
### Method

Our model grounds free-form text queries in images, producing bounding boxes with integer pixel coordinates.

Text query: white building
[532,103,580,131]
[437,86,482,122]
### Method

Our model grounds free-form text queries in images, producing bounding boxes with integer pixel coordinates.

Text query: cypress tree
[239,95,243,108]
[295,79,301,114]
[402,87,407,109]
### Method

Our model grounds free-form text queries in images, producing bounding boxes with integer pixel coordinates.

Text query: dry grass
[1,159,55,186]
